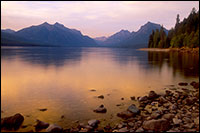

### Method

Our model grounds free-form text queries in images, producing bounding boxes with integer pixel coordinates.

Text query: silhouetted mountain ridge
[1,22,97,47]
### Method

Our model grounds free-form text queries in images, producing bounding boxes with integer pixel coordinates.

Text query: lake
[1,46,199,131]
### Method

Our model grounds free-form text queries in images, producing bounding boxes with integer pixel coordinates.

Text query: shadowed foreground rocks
[1,113,24,130]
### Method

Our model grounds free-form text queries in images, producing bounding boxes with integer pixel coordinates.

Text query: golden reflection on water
[1,47,199,131]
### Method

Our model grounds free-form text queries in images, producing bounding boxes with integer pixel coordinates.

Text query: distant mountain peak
[41,22,50,25]
[54,22,64,27]
[119,29,130,33]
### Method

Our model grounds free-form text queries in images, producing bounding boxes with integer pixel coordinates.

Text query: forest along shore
[139,47,199,53]
[1,81,199,132]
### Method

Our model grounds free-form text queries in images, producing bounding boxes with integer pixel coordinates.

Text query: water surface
[1,46,199,131]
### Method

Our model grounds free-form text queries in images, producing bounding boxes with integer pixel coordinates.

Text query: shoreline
[1,81,199,132]
[138,47,199,53]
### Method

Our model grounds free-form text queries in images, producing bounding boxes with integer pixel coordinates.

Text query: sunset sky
[1,1,199,38]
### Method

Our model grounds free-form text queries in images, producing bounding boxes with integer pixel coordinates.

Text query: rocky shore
[1,81,199,132]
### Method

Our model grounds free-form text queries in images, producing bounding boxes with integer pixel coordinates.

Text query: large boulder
[1,113,24,130]
[142,119,170,131]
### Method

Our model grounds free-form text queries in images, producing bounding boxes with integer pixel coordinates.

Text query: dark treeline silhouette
[148,8,199,48]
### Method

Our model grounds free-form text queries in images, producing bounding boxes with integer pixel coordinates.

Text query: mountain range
[94,21,168,48]
[1,21,168,48]
[1,22,97,47]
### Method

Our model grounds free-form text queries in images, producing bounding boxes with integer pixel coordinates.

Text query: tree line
[148,8,199,48]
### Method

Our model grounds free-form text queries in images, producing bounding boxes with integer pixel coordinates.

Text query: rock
[158,96,167,104]
[116,104,122,106]
[61,115,64,119]
[88,119,100,127]
[121,98,124,100]
[35,119,49,131]
[117,123,124,128]
[90,89,96,91]
[183,123,194,129]
[78,123,85,129]
[128,122,134,127]
[85,125,93,131]
[127,104,140,114]
[130,96,136,100]
[93,105,107,113]
[70,128,79,132]
[97,95,104,99]
[1,113,24,130]
[138,96,148,102]
[151,112,161,119]
[21,125,28,128]
[38,108,47,111]
[170,104,177,110]
[148,91,158,99]
[162,113,175,120]
[79,128,89,132]
[184,97,196,105]
[135,127,144,132]
[194,117,199,125]
[118,127,129,132]
[165,90,173,96]
[172,118,182,125]
[178,82,188,86]
[182,117,193,123]
[142,119,170,131]
[46,124,63,132]
[190,81,199,89]
[117,111,134,119]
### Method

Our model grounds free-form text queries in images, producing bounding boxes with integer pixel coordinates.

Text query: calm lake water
[1,46,199,131]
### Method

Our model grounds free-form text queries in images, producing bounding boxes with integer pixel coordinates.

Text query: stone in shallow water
[138,96,148,102]
[88,119,100,127]
[1,113,24,130]
[93,105,107,113]
[46,124,63,132]
[130,96,136,100]
[97,95,104,99]
[38,108,47,111]
[35,119,49,131]
[127,104,140,114]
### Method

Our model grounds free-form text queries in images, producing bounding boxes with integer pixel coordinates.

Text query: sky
[1,1,199,38]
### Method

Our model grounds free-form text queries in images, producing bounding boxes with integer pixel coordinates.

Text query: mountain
[116,22,168,48]
[1,22,97,47]
[94,36,107,45]
[99,21,168,48]
[104,30,131,45]
[1,29,16,34]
